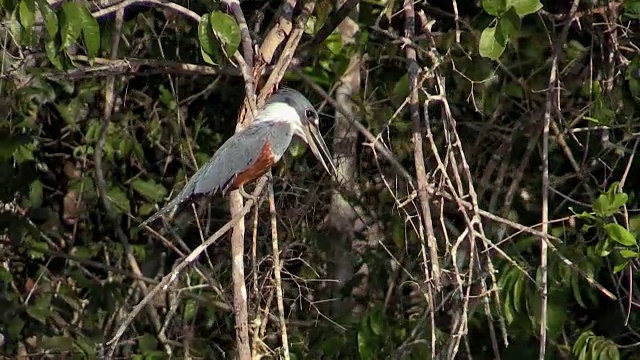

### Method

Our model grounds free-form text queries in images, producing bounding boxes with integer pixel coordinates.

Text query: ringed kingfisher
[140,87,336,226]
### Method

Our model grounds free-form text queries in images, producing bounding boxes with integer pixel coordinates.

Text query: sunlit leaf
[79,5,100,58]
[604,223,637,246]
[592,194,609,217]
[482,0,506,16]
[35,0,58,39]
[18,0,35,31]
[506,0,543,17]
[60,2,85,48]
[209,10,241,56]
[198,13,219,64]
[479,26,506,60]
[619,249,638,259]
[496,7,520,45]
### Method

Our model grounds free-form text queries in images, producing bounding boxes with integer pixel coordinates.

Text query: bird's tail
[138,179,198,227]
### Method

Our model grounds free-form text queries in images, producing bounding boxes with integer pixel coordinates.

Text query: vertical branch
[540,2,580,357]
[268,180,290,359]
[403,0,441,289]
[225,4,257,359]
[327,0,360,315]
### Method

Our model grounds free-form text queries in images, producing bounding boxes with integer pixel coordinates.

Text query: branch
[95,8,170,356]
[268,180,290,359]
[106,177,269,357]
[403,0,441,291]
[539,0,582,358]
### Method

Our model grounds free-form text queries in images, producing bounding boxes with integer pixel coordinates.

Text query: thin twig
[403,0,441,290]
[268,179,290,359]
[539,2,581,357]
[106,178,269,357]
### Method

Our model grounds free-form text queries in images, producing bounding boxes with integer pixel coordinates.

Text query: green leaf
[506,0,543,17]
[131,179,167,202]
[0,133,31,161]
[35,0,58,39]
[79,6,100,58]
[496,7,521,45]
[482,0,506,16]
[613,259,629,273]
[604,223,637,247]
[60,2,85,48]
[42,336,75,351]
[198,13,219,64]
[28,179,43,207]
[592,194,609,217]
[209,10,241,56]
[619,249,638,259]
[479,26,506,60]
[18,0,35,31]
[623,0,640,19]
[107,186,130,214]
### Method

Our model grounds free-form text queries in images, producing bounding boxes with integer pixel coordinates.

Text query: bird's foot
[239,185,259,203]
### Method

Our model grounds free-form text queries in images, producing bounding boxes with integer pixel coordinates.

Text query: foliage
[1,0,640,359]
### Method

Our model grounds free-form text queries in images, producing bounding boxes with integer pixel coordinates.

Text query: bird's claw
[239,186,259,203]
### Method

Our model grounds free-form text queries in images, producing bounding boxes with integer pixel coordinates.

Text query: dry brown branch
[403,0,441,291]
[539,1,581,357]
[106,177,269,357]
[268,181,290,359]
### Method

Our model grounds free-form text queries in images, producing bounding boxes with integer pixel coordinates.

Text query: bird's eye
[305,109,315,119]
[305,109,319,126]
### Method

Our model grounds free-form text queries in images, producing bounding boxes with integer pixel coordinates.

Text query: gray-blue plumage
[140,87,331,227]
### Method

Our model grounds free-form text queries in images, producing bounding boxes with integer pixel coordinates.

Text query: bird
[140,87,336,227]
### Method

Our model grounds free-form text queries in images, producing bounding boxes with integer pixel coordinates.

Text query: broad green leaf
[592,194,609,217]
[613,259,629,273]
[201,48,217,65]
[35,0,57,39]
[18,0,35,31]
[496,7,520,45]
[107,186,130,214]
[60,2,85,48]
[482,0,506,16]
[479,26,506,60]
[604,223,637,246]
[131,178,167,202]
[79,6,100,58]
[198,13,219,64]
[209,10,241,56]
[506,0,543,17]
[619,249,638,259]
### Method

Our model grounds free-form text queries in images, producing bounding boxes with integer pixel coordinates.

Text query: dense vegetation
[1,0,639,359]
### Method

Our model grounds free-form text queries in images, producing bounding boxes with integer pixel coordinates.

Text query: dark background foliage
[1,0,639,359]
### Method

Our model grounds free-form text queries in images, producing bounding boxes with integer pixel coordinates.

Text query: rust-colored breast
[229,139,275,190]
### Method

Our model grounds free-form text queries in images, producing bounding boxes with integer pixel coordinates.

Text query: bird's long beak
[305,123,337,177]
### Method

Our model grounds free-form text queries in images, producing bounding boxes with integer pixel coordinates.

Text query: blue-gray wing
[140,121,292,226]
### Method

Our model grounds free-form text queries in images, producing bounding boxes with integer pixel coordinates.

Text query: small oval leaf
[604,223,637,247]
[479,25,506,60]
[209,10,241,56]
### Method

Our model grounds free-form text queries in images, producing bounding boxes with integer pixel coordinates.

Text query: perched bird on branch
[140,87,336,227]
